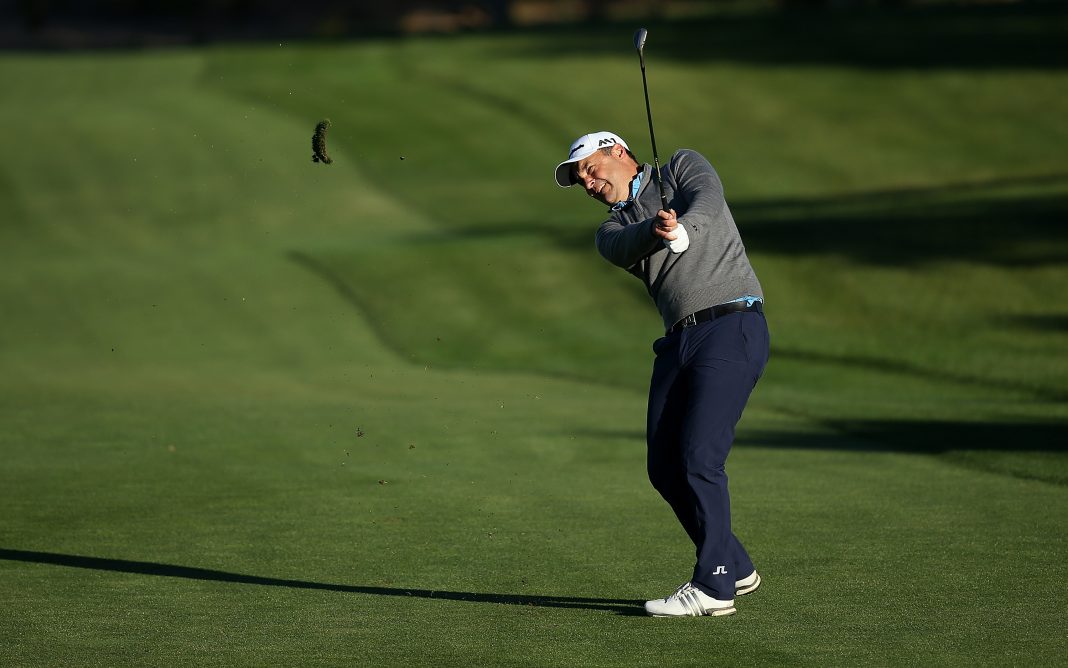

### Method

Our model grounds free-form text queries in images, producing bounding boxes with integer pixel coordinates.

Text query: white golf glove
[665,223,689,253]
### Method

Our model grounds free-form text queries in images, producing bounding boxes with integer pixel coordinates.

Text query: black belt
[668,300,762,335]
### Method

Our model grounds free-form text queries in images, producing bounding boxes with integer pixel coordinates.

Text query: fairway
[2,6,1067,666]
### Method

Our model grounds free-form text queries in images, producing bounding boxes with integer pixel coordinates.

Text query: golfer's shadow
[0,548,645,616]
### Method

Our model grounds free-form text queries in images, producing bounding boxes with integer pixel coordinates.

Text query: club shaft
[639,62,669,211]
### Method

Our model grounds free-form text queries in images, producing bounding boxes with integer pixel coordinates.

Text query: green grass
[1,6,1067,666]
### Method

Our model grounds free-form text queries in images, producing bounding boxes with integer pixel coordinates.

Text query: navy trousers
[646,309,770,600]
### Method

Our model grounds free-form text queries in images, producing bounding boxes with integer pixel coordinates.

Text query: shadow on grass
[1011,314,1068,333]
[734,177,1068,268]
[0,549,645,615]
[6,0,1065,72]
[580,419,1068,454]
[773,347,1068,403]
[518,2,1068,71]
[736,419,1068,454]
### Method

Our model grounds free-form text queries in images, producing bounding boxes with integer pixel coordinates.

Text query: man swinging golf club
[552,28,769,620]
[555,126,769,616]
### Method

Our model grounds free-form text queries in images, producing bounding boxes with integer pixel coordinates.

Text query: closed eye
[572,160,594,185]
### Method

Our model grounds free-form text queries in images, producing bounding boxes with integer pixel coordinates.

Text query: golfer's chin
[589,189,622,207]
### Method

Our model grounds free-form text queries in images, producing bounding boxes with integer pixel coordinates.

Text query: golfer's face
[573,147,628,206]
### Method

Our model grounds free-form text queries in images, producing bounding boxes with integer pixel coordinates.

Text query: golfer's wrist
[665,221,689,253]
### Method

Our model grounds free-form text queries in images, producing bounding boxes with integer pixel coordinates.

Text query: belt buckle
[683,313,698,328]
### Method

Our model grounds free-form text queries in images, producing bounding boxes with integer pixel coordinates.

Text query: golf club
[634,27,669,212]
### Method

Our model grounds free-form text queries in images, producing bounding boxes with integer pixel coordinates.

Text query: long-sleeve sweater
[595,149,764,331]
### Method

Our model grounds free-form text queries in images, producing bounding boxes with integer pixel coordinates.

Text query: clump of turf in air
[311,119,332,164]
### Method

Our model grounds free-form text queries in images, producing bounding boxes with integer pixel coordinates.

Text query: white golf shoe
[736,570,761,596]
[644,582,736,617]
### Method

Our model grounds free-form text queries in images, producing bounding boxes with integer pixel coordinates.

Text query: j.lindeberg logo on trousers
[712,566,727,575]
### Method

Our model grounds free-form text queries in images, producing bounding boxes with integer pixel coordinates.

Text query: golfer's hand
[654,208,690,253]
[652,209,679,241]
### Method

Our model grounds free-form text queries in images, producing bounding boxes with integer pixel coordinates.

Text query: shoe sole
[735,572,761,597]
[648,606,737,618]
[706,606,736,617]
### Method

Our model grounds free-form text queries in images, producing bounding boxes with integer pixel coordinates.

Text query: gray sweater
[596,149,763,331]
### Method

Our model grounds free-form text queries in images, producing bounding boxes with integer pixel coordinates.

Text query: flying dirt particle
[399,156,406,160]
[408,444,416,449]
[311,119,332,165]
[356,428,365,438]
[378,480,388,485]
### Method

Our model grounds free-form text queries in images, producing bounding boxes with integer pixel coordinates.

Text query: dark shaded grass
[0,549,645,614]
[509,1,1068,70]
[737,178,1068,268]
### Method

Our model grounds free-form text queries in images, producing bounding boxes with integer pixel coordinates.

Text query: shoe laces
[667,582,706,616]
[670,582,699,599]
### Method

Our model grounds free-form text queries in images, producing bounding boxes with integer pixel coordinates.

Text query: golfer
[555,131,769,617]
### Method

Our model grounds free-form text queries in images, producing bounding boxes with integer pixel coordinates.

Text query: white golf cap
[554,131,629,187]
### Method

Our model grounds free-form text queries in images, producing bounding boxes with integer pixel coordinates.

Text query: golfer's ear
[612,144,626,158]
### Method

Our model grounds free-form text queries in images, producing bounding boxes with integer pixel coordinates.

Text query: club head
[634,28,648,54]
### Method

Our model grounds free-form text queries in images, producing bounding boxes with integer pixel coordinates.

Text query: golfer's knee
[646,458,664,487]
[647,458,679,495]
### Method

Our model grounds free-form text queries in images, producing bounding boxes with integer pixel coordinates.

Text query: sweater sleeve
[595,215,660,269]
[671,150,725,241]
